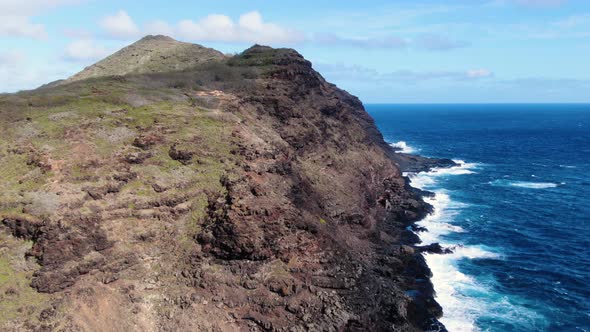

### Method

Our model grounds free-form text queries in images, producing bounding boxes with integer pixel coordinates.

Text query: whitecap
[490,179,561,189]
[389,140,415,153]
[510,181,559,189]
[559,165,577,169]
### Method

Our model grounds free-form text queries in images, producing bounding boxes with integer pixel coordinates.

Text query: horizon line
[364,102,590,105]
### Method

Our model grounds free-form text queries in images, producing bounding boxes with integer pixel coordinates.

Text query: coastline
[383,149,460,331]
[394,148,486,332]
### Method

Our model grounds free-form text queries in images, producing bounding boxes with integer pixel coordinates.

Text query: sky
[1,0,589,103]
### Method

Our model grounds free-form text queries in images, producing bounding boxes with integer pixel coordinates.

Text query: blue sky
[1,0,589,103]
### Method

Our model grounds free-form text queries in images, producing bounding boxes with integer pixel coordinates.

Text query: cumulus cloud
[99,10,303,44]
[97,10,466,51]
[101,10,140,39]
[174,11,304,44]
[63,40,112,61]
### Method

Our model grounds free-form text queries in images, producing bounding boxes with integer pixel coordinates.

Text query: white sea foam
[425,249,491,332]
[407,161,479,190]
[406,160,494,331]
[510,181,560,189]
[390,140,415,153]
[407,161,550,331]
[490,179,562,189]
[425,243,546,331]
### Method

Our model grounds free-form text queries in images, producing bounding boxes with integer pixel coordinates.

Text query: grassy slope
[0,69,243,328]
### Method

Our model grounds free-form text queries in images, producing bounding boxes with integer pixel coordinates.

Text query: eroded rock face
[0,38,447,331]
[180,45,445,331]
[2,214,112,293]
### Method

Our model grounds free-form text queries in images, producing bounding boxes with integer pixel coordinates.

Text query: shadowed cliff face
[0,37,445,331]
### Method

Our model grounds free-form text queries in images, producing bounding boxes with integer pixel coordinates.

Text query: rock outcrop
[0,37,448,331]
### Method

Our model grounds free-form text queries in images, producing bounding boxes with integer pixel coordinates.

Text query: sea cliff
[0,36,452,331]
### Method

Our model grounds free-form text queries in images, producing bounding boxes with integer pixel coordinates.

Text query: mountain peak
[64,36,226,83]
[138,34,177,42]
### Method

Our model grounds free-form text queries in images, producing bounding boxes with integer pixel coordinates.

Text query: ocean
[366,104,590,332]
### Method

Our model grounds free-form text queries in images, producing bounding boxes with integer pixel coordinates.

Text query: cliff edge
[0,37,448,331]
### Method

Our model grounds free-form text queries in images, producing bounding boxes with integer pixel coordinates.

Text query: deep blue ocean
[366,104,590,332]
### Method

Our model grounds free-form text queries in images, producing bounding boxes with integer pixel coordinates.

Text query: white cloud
[175,11,304,44]
[63,40,111,61]
[99,10,304,44]
[0,0,80,16]
[101,10,140,39]
[0,0,81,39]
[97,10,466,50]
[0,52,72,92]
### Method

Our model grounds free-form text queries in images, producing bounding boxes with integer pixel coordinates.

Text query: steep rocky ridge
[0,37,450,331]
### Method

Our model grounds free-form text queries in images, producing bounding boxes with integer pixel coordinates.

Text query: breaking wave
[408,162,490,331]
[390,141,415,153]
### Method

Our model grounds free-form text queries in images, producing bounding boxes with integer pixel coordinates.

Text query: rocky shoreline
[383,151,458,332]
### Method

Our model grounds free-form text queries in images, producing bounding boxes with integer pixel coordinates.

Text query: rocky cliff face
[0,37,447,331]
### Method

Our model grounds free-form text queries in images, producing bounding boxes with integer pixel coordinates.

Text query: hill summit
[65,35,225,83]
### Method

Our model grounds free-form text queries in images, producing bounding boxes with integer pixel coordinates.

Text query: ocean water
[367,104,590,332]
